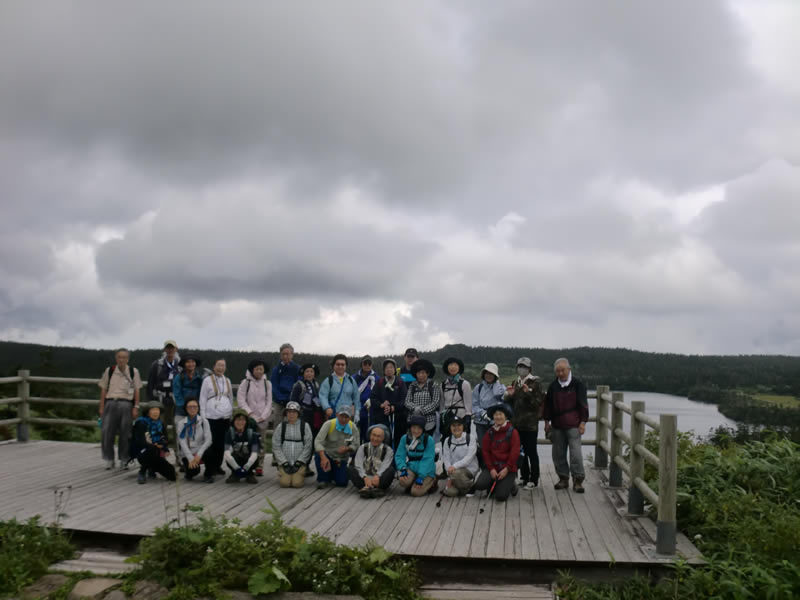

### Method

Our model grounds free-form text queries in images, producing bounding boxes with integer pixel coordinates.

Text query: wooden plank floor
[0,441,702,566]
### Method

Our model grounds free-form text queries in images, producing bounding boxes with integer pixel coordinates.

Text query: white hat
[481,363,500,379]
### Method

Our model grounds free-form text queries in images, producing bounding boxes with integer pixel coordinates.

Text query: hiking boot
[119,462,129,471]
[105,460,115,470]
[246,473,258,484]
[178,463,185,473]
[525,481,537,490]
[225,475,238,484]
[203,475,215,484]
[572,478,585,494]
[148,470,157,479]
[305,469,315,477]
[511,483,519,497]
[216,468,226,475]
[255,467,264,477]
[185,472,194,481]
[372,488,386,498]
[137,471,146,484]
[317,482,330,490]
[359,487,375,499]
[554,478,569,490]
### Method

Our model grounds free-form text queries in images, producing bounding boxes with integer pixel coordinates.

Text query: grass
[754,393,800,408]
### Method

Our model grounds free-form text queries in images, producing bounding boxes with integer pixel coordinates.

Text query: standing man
[98,348,142,470]
[354,355,377,441]
[147,340,181,428]
[543,358,589,493]
[398,348,418,386]
[270,343,300,427]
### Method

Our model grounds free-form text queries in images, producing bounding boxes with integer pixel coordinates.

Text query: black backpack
[447,430,471,450]
[279,419,307,445]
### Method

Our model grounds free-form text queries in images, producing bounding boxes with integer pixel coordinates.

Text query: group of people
[98,343,589,498]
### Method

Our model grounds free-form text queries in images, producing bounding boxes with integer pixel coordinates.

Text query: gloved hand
[400,469,408,478]
[236,467,248,479]
[282,462,290,471]
[414,477,424,486]
[293,461,303,472]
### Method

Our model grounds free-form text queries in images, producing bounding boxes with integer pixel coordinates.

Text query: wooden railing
[592,385,677,555]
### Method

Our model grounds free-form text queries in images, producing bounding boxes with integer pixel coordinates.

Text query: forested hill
[0,340,798,397]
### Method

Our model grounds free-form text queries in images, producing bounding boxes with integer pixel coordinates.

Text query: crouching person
[177,397,214,483]
[133,401,177,484]
[273,401,313,488]
[441,415,479,497]
[314,405,360,489]
[349,424,395,498]
[396,414,437,496]
[475,404,520,502]
[224,409,259,484]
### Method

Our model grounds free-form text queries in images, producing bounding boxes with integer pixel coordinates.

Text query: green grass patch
[754,393,800,408]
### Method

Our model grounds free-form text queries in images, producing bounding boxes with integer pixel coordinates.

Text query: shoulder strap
[457,379,464,399]
[211,376,220,397]
[380,444,387,461]
[280,421,286,445]
[327,374,334,388]
[329,418,337,435]
[300,419,306,444]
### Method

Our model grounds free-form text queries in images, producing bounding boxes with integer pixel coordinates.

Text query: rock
[68,578,121,600]
[130,580,168,600]
[20,574,69,600]
[103,591,128,600]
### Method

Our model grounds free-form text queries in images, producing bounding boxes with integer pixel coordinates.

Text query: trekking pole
[479,480,497,514]
[389,413,395,449]
[436,480,450,508]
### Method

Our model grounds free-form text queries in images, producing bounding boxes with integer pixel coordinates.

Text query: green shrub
[0,517,75,596]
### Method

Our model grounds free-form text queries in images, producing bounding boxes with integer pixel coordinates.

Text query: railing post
[657,414,678,554]
[608,391,624,487]
[628,400,646,515]
[16,369,30,442]
[594,385,609,468]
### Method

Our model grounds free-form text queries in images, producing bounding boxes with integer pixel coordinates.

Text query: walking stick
[436,480,450,508]
[479,480,497,514]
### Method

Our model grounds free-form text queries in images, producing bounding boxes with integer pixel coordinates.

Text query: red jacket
[481,422,520,472]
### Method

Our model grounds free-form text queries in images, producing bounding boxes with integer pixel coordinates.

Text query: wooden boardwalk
[0,441,702,567]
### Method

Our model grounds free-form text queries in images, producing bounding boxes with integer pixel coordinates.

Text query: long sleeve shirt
[314,418,360,461]
[440,378,473,419]
[353,442,395,478]
[272,420,313,465]
[199,375,233,419]
[172,370,204,410]
[394,432,436,479]
[472,380,506,425]
[237,372,273,424]
[404,381,441,431]
[442,424,479,475]
[319,374,361,422]
[176,415,212,460]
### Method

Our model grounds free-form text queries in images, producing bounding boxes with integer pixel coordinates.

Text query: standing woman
[172,353,204,429]
[368,358,407,448]
[237,358,272,476]
[199,358,233,478]
[318,354,361,424]
[404,359,440,437]
[472,363,506,444]
[440,357,472,441]
[290,363,324,438]
[505,357,543,488]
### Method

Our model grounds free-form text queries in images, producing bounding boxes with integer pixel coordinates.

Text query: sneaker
[305,469,315,477]
[317,482,330,490]
[178,464,186,473]
[255,467,264,477]
[246,473,258,484]
[203,475,215,484]
[185,473,194,481]
[525,481,537,490]
[216,468,226,475]
[465,492,475,498]
[148,470,157,479]
[372,488,386,498]
[225,475,238,484]
[554,478,569,490]
[137,472,146,484]
[105,460,115,470]
[572,478,585,494]
[511,484,519,497]
[359,488,374,499]
[119,462,129,471]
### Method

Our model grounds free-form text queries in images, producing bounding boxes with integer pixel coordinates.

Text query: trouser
[173,406,187,433]
[272,402,285,426]
[302,407,325,440]
[206,418,230,476]
[278,465,307,488]
[475,423,489,466]
[181,449,214,479]
[517,428,540,485]
[475,469,515,501]
[255,420,269,469]
[314,453,349,486]
[347,464,396,490]
[398,469,436,497]
[162,399,175,434]
[227,452,256,476]
[359,406,370,442]
[551,427,585,481]
[390,412,407,450]
[138,448,176,481]
[101,399,133,462]
[444,467,475,497]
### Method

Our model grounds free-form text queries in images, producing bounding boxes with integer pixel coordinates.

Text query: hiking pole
[479,480,497,514]
[435,480,450,508]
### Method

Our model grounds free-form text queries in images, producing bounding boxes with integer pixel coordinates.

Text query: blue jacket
[472,380,506,425]
[394,432,436,479]
[319,373,361,422]
[172,371,204,410]
[270,361,300,405]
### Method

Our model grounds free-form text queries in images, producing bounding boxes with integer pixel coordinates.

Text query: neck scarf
[407,432,423,451]
[384,376,395,391]
[447,374,461,384]
[559,372,573,388]
[335,420,353,435]
[142,416,165,445]
[180,415,198,440]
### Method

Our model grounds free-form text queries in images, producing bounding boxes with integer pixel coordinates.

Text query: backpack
[108,364,134,384]
[407,380,435,405]
[326,373,357,391]
[243,377,268,398]
[228,425,258,450]
[440,379,468,431]
[487,424,514,445]
[279,419,307,445]
[447,431,471,450]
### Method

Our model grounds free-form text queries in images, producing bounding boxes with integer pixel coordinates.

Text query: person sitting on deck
[132,401,177,484]
[474,404,520,502]
[237,358,273,477]
[404,359,440,438]
[395,413,437,496]
[176,397,214,483]
[348,423,395,498]
[441,415,479,497]
[223,409,260,484]
[314,405,360,489]
[272,401,313,488]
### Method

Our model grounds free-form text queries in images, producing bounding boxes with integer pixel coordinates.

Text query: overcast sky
[0,1,798,357]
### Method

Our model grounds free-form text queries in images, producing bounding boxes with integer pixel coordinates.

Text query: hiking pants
[181,450,214,480]
[206,418,229,476]
[551,427,584,481]
[227,452,256,476]
[101,398,133,462]
[315,453,349,486]
[475,423,489,467]
[255,419,269,469]
[278,465,307,488]
[137,448,176,481]
[517,428,540,485]
[444,467,475,497]
[475,469,515,501]
[347,464,396,490]
[398,470,436,497]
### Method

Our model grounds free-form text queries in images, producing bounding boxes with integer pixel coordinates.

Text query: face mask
[517,367,530,377]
